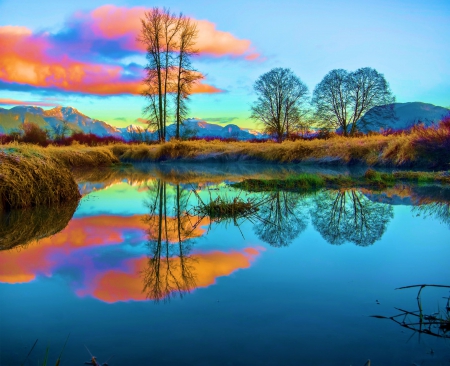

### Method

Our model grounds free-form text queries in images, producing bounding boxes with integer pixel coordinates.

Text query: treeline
[250,67,396,141]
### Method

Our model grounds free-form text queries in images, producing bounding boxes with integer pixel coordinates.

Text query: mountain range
[0,106,266,140]
[0,102,448,140]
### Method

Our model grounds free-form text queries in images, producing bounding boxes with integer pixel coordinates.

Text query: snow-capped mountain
[0,106,122,137]
[165,119,266,140]
[358,102,450,132]
[0,106,266,140]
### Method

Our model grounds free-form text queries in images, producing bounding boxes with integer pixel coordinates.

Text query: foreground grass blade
[55,333,70,366]
[20,338,38,366]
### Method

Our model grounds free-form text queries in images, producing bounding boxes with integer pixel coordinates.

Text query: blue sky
[0,0,449,128]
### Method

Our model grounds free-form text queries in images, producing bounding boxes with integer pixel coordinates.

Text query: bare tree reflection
[310,189,393,246]
[141,180,198,302]
[253,191,307,247]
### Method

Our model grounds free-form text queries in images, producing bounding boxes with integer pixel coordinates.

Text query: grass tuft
[0,150,81,212]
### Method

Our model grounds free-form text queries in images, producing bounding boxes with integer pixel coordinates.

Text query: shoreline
[1,138,448,212]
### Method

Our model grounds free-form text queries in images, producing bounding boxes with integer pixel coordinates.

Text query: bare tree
[250,68,309,142]
[140,9,201,142]
[51,120,71,141]
[140,8,182,142]
[173,17,202,139]
[312,67,395,136]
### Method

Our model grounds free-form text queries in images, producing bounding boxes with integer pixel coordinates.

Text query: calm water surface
[1,164,449,365]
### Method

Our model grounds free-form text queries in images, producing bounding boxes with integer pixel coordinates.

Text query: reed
[101,130,448,168]
[0,150,81,212]
[233,169,450,192]
[194,196,257,219]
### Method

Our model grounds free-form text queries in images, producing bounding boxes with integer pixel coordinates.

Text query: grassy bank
[0,148,82,212]
[0,127,448,211]
[1,143,119,168]
[0,144,120,212]
[1,122,449,168]
[232,169,450,192]
[106,128,449,168]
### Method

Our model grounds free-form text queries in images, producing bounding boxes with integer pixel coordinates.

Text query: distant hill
[167,119,266,140]
[0,106,122,137]
[0,106,266,141]
[358,102,450,132]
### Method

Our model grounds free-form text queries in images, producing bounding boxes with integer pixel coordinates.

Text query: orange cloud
[0,215,148,284]
[195,20,259,59]
[0,26,141,95]
[80,247,263,303]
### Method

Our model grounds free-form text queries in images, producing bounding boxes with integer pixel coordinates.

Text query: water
[1,164,449,365]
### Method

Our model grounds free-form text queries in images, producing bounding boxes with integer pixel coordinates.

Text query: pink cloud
[0,6,257,96]
[0,25,222,96]
[77,248,263,303]
[80,5,260,59]
[0,98,60,107]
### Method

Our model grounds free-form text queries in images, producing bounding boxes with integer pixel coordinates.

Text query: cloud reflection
[77,248,262,303]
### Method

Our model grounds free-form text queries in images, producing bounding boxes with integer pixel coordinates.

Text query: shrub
[20,122,50,146]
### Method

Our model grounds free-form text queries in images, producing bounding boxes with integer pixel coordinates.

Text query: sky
[0,0,449,129]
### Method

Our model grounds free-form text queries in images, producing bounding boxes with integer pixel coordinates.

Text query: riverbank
[0,149,82,212]
[1,133,449,212]
[107,130,449,168]
[1,128,449,169]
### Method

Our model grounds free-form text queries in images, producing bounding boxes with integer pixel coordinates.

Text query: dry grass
[2,124,449,168]
[102,131,447,168]
[0,148,81,212]
[43,143,119,167]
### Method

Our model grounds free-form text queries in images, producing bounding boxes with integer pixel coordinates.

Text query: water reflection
[2,166,449,304]
[142,181,198,301]
[253,191,307,247]
[372,285,450,340]
[0,201,78,250]
[311,189,394,246]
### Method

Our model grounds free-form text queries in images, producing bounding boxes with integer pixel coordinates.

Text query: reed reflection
[372,285,450,340]
[311,189,393,246]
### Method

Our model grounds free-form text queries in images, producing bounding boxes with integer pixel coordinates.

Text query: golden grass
[2,127,448,168]
[0,200,78,250]
[100,133,432,167]
[0,148,81,212]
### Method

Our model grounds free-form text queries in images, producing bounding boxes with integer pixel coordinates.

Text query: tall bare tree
[140,8,164,141]
[250,68,309,142]
[312,67,395,136]
[140,8,201,142]
[174,17,202,139]
[140,8,182,142]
